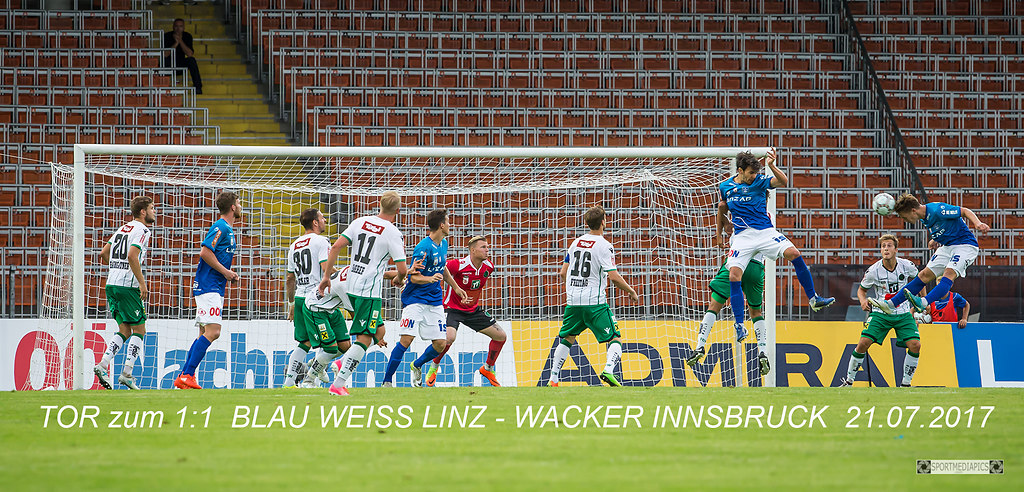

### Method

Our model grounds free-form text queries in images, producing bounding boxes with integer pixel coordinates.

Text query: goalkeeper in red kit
[426,235,507,387]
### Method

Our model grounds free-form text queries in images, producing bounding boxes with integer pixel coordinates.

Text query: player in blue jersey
[869,194,990,317]
[719,149,835,342]
[382,209,467,387]
[174,191,241,390]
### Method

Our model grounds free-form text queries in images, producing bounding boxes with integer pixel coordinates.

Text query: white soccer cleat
[838,377,855,387]
[381,381,394,387]
[93,365,112,390]
[409,362,423,388]
[118,373,140,390]
[299,377,319,389]
[868,297,895,315]
[758,352,770,376]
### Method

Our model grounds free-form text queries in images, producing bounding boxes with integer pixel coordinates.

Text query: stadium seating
[3,0,1022,318]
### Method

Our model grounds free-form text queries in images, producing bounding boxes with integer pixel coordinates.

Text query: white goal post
[52,144,776,390]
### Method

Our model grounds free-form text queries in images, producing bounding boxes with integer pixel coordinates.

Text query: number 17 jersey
[564,233,617,306]
[340,215,407,299]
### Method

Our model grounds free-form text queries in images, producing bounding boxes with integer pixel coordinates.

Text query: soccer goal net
[33,145,776,390]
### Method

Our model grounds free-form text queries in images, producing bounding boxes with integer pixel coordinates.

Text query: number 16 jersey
[340,215,407,299]
[564,233,617,306]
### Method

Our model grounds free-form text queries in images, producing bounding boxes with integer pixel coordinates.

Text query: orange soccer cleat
[478,365,500,387]
[173,373,202,390]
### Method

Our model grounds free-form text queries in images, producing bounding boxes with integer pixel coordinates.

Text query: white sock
[603,341,622,374]
[331,343,366,389]
[311,348,336,376]
[283,346,308,385]
[696,311,716,350]
[753,318,766,352]
[99,332,126,367]
[847,351,865,381]
[903,352,919,386]
[549,342,570,384]
[121,334,144,376]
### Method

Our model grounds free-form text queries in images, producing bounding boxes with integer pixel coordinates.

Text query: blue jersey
[934,292,967,312]
[192,218,236,296]
[922,202,977,247]
[401,237,448,306]
[719,174,774,234]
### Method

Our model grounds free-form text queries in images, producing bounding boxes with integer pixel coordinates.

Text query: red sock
[486,339,505,366]
[432,343,451,364]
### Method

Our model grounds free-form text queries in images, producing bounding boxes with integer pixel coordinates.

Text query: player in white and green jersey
[319,191,410,396]
[548,205,640,387]
[93,196,156,391]
[282,208,332,388]
[840,234,924,387]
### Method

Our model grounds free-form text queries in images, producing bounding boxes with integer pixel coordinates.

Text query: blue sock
[791,256,817,299]
[925,277,954,305]
[890,277,926,307]
[383,343,408,383]
[414,345,440,368]
[730,280,745,324]
[182,336,211,376]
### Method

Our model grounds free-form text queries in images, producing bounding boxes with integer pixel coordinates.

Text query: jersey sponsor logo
[400,318,414,328]
[120,224,134,233]
[361,221,385,235]
[294,237,310,249]
[577,240,595,248]
[471,280,481,289]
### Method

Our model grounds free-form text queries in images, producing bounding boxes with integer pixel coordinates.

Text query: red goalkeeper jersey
[443,256,494,312]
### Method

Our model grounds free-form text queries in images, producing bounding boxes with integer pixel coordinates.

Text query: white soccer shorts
[926,244,978,278]
[398,303,447,341]
[726,227,795,271]
[194,292,224,326]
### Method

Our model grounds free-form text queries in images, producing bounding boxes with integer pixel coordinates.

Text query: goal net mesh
[33,149,767,390]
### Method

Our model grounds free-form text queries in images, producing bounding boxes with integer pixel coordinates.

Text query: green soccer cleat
[758,352,770,376]
[426,362,438,387]
[599,371,621,387]
[685,346,706,367]
[903,289,928,313]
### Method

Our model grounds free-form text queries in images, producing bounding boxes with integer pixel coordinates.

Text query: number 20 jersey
[564,233,617,306]
[340,215,407,299]
[286,232,331,299]
[106,220,151,289]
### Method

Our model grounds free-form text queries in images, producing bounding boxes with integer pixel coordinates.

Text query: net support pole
[72,145,86,390]
[764,168,778,388]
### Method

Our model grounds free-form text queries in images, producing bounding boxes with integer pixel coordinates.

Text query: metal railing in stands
[837,0,928,202]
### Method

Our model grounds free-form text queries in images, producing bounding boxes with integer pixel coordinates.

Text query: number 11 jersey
[340,215,406,299]
[564,233,617,306]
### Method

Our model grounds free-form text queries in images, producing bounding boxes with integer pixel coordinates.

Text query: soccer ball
[872,192,896,216]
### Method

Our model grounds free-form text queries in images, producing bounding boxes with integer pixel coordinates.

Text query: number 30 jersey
[286,232,331,299]
[340,215,406,299]
[564,233,617,306]
[106,220,151,289]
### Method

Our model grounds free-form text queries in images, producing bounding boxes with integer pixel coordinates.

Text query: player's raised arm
[763,147,788,188]
[959,207,991,234]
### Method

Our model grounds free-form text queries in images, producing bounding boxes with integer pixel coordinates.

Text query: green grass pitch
[1,387,1020,491]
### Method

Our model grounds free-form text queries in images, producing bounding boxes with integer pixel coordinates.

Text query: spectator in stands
[165,18,203,95]
[930,291,970,329]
